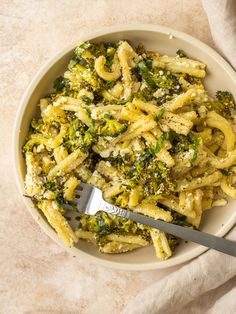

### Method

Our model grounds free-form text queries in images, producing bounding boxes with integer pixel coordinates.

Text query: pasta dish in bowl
[14,25,236,270]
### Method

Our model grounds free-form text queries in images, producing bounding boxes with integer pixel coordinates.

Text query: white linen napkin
[202,0,236,69]
[123,230,236,314]
[123,1,236,313]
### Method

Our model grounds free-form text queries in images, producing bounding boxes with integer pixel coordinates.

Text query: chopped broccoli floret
[78,211,142,237]
[169,131,200,162]
[53,76,68,91]
[212,90,236,118]
[30,118,46,133]
[98,115,128,137]
[136,86,154,102]
[136,60,182,97]
[130,158,175,195]
[70,63,98,88]
[74,42,92,58]
[152,68,181,94]
[63,118,95,152]
[127,133,175,195]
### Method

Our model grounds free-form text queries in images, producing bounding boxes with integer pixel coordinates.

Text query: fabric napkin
[123,1,236,313]
[203,0,236,69]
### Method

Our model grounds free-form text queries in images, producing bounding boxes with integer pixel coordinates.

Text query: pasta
[23,40,236,260]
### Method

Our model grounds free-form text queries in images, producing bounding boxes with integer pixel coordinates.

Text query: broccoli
[30,118,46,133]
[130,157,175,196]
[97,212,113,235]
[74,41,117,69]
[98,115,128,137]
[169,131,200,162]
[53,76,68,92]
[136,61,182,98]
[69,63,98,88]
[23,136,49,153]
[63,118,95,152]
[152,68,182,94]
[136,86,154,102]
[78,211,142,237]
[211,91,236,118]
[74,42,92,58]
[43,180,66,206]
[128,133,175,195]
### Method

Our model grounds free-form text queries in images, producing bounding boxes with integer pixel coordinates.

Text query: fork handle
[101,202,236,257]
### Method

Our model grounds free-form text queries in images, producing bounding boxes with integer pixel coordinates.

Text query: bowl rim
[13,23,236,271]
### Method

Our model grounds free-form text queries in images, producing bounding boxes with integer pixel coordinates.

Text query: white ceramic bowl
[14,24,236,271]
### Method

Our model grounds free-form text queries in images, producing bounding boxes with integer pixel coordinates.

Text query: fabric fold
[122,229,236,314]
[202,0,236,68]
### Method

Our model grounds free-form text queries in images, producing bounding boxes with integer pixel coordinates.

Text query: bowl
[13,24,236,271]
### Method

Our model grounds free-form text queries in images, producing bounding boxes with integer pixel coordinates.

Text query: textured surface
[0,1,216,313]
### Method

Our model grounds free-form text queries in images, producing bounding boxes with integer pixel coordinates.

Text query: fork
[65,182,236,257]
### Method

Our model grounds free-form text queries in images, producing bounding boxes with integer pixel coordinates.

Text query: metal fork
[66,182,236,257]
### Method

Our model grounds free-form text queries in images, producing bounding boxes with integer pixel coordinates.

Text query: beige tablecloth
[0,1,234,313]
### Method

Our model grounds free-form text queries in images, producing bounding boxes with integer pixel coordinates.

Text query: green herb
[155,108,166,122]
[146,132,169,156]
[104,80,116,90]
[137,61,156,88]
[80,95,93,105]
[117,97,133,105]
